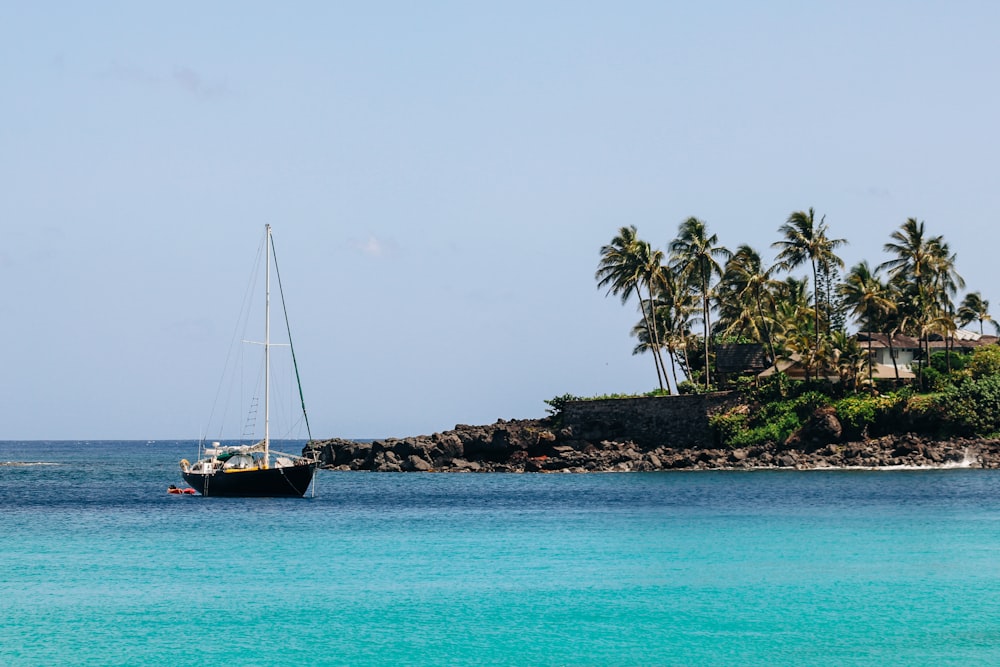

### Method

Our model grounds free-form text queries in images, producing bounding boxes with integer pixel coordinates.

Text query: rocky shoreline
[304,418,1000,472]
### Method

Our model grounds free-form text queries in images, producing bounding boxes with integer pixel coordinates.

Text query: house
[859,329,998,368]
[757,354,843,382]
[756,333,920,382]
[925,329,999,353]
[714,343,771,383]
[751,329,998,384]
[855,332,920,376]
[757,352,917,382]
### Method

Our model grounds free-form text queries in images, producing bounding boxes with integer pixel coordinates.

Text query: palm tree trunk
[888,333,900,382]
[702,286,711,391]
[634,285,665,392]
[825,269,834,334]
[755,291,776,366]
[667,347,680,392]
[919,330,926,387]
[641,277,670,393]
[811,258,820,353]
[867,326,874,388]
[644,292,671,395]
[682,338,692,387]
[946,331,952,374]
[644,301,668,393]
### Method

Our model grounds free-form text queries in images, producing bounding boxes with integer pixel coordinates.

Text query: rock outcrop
[303,417,1000,472]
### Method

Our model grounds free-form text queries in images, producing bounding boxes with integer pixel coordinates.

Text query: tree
[838,261,896,387]
[879,220,964,383]
[669,217,730,390]
[631,273,688,395]
[925,238,964,377]
[878,218,938,337]
[958,292,996,335]
[770,296,817,381]
[830,330,870,392]
[650,269,694,392]
[772,208,847,353]
[717,244,779,363]
[815,264,848,333]
[596,226,669,392]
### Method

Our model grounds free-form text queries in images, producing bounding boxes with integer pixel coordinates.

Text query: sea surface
[2,441,1000,666]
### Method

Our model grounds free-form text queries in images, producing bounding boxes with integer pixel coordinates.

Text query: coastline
[305,419,1000,473]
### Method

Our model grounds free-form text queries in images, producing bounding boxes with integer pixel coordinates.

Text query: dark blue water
[3,441,1000,665]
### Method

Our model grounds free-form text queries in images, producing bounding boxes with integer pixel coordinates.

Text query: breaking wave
[0,461,60,467]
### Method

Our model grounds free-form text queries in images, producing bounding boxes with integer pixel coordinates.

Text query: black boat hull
[182,463,316,497]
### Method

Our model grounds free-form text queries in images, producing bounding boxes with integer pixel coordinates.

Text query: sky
[3,1,1000,440]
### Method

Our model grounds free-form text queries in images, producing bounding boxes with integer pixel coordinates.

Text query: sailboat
[180,224,319,497]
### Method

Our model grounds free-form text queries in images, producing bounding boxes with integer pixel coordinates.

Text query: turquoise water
[3,442,1000,665]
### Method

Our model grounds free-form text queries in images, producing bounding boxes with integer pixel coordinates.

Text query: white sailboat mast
[264,223,271,465]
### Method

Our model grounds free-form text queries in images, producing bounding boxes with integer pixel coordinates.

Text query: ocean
[2,440,1000,666]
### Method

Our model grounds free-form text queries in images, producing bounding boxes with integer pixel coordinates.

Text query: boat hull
[182,463,316,498]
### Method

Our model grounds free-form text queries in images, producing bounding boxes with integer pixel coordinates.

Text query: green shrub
[544,393,582,416]
[728,411,803,448]
[966,346,1000,380]
[928,350,970,374]
[784,391,833,420]
[544,389,671,417]
[708,411,748,446]
[935,374,1000,436]
[833,394,879,434]
[903,392,942,433]
[751,374,791,402]
[710,390,831,448]
[920,366,955,393]
[833,393,906,438]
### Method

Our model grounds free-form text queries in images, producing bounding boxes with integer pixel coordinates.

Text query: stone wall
[559,392,744,449]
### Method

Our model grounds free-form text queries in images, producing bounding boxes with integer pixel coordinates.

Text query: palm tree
[880,220,964,382]
[958,292,996,334]
[926,238,964,377]
[630,320,664,388]
[630,270,688,395]
[830,330,870,392]
[596,226,668,392]
[650,269,694,392]
[718,245,779,363]
[879,218,934,287]
[669,217,730,390]
[838,261,896,386]
[772,208,847,352]
[766,277,817,380]
[878,218,937,331]
[771,298,817,381]
[639,247,672,393]
[927,238,964,298]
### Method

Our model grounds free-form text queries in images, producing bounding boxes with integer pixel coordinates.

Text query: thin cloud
[350,235,394,258]
[102,61,160,86]
[101,62,230,98]
[171,66,230,98]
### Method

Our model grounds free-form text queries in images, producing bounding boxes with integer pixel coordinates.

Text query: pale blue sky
[3,1,1000,439]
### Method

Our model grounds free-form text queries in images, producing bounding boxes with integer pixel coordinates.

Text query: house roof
[757,354,841,381]
[926,331,999,349]
[856,332,920,349]
[715,343,771,372]
[757,354,916,381]
[857,330,1000,349]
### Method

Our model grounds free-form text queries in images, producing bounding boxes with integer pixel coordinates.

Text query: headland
[305,412,1000,472]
